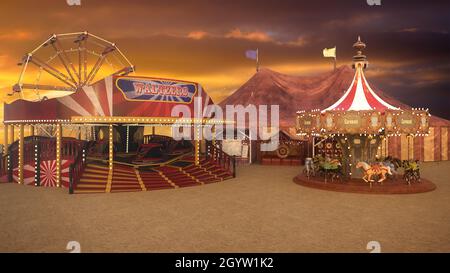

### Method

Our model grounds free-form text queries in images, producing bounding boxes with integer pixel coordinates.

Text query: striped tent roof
[323,64,399,112]
[323,65,399,112]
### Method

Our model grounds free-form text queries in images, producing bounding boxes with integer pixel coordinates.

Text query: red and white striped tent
[322,62,450,162]
[323,65,398,112]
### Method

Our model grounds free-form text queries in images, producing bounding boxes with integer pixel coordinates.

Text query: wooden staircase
[73,163,108,194]
[110,165,142,193]
[72,155,234,194]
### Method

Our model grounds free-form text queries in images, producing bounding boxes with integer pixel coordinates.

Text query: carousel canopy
[4,75,215,124]
[323,61,399,112]
[296,36,430,137]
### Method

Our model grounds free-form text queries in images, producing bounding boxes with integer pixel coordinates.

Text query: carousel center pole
[106,124,114,192]
[194,125,200,165]
[29,124,35,136]
[9,125,14,152]
[126,125,129,153]
[248,128,252,164]
[56,123,62,187]
[18,124,24,184]
[212,125,216,160]
[3,124,8,154]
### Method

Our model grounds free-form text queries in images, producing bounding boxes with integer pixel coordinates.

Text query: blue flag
[245,49,258,60]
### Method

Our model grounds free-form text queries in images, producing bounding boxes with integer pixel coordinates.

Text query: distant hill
[220,66,450,128]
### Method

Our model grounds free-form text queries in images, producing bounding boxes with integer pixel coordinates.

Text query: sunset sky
[0,0,449,119]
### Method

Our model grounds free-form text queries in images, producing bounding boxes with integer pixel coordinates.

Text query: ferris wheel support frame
[11,31,135,96]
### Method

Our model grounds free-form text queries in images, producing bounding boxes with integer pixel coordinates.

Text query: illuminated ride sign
[296,109,430,136]
[116,77,197,103]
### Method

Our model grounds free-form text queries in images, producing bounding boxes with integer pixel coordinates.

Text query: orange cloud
[324,13,384,29]
[187,31,208,40]
[0,30,35,41]
[0,55,8,68]
[400,28,419,33]
[225,28,273,42]
[286,36,308,47]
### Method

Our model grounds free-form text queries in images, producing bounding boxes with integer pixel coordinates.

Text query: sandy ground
[0,161,449,253]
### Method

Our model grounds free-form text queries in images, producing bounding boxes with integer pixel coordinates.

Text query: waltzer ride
[0,32,236,194]
[294,37,435,194]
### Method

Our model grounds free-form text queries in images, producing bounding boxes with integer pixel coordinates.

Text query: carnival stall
[257,129,306,166]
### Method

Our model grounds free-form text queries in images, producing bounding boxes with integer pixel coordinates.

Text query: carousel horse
[303,157,315,179]
[320,157,343,182]
[356,161,392,183]
[402,160,421,184]
[381,157,399,180]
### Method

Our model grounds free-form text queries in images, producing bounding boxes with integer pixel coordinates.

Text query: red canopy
[4,75,214,122]
[323,65,399,112]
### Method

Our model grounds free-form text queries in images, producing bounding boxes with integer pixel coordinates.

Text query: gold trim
[71,116,232,125]
[158,171,178,188]
[134,168,146,191]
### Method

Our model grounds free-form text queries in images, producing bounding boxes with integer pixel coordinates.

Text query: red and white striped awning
[323,66,398,112]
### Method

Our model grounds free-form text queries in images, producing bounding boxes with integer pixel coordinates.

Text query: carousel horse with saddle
[356,161,393,184]
[303,155,343,182]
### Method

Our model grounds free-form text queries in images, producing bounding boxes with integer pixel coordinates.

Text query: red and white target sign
[40,160,72,188]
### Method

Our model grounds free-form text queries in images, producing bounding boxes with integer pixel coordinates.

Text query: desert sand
[0,161,449,252]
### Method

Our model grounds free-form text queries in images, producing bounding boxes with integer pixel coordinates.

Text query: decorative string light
[56,124,61,187]
[34,144,39,186]
[18,126,22,184]
[70,116,233,125]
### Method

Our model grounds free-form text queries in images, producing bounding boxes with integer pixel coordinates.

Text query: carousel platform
[293,175,436,194]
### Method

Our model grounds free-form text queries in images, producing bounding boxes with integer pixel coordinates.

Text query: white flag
[323,47,336,58]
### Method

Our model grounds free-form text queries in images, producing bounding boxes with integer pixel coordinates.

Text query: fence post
[7,154,12,182]
[69,164,74,194]
[34,139,41,186]
[232,155,236,178]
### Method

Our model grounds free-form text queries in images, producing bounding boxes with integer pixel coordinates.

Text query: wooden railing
[0,154,9,178]
[206,142,236,178]
[143,134,173,144]
[3,136,86,185]
[69,143,87,194]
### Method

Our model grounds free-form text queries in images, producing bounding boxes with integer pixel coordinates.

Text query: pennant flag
[245,49,258,60]
[323,47,336,58]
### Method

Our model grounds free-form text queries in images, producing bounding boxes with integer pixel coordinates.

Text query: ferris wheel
[12,31,134,98]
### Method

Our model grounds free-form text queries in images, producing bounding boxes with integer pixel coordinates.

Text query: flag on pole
[245,49,259,72]
[322,47,336,58]
[245,49,258,60]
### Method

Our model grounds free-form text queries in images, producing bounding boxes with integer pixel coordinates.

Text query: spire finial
[352,35,367,69]
[353,35,366,53]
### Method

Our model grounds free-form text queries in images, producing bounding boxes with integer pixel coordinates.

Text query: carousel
[0,32,235,194]
[294,37,436,194]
